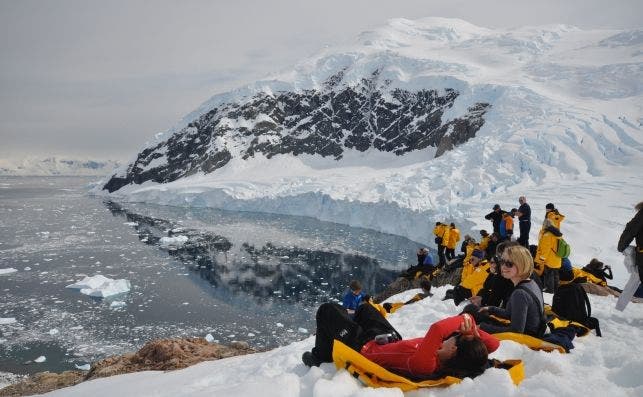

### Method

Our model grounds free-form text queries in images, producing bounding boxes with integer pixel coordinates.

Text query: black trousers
[311,302,401,362]
[446,248,455,261]
[518,221,531,247]
[438,245,447,267]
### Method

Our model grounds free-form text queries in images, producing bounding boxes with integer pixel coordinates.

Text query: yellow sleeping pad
[331,340,524,391]
[494,332,566,353]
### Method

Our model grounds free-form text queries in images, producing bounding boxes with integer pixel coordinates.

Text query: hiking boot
[302,351,323,367]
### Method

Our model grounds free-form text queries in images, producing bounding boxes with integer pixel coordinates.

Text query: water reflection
[104,201,413,305]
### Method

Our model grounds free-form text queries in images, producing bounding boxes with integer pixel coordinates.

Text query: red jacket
[360,315,499,377]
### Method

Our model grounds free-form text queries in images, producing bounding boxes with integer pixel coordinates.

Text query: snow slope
[98,18,643,286]
[39,285,643,397]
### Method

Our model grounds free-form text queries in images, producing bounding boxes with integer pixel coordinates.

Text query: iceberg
[66,275,131,298]
[159,235,188,248]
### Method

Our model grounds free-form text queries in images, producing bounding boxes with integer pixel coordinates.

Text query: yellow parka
[463,241,477,265]
[446,227,460,250]
[461,261,491,296]
[545,210,565,230]
[479,235,490,251]
[535,229,561,273]
[560,268,607,287]
[433,223,447,245]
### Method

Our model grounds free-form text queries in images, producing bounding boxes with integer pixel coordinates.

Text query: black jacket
[618,208,643,252]
[478,271,514,308]
[485,210,503,233]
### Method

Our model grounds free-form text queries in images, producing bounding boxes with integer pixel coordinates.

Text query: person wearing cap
[543,203,565,230]
[515,196,531,248]
[342,280,366,316]
[485,204,504,234]
[443,249,489,305]
[478,230,490,253]
[433,222,449,268]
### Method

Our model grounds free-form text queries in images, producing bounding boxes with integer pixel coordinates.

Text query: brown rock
[0,371,84,397]
[0,338,256,396]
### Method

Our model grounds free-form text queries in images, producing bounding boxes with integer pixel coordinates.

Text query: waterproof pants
[311,302,401,362]
[518,220,531,248]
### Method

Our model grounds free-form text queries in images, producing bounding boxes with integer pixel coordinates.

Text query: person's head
[418,247,429,255]
[450,223,455,228]
[490,232,499,241]
[349,280,362,295]
[636,201,643,212]
[435,221,442,226]
[471,249,484,265]
[587,258,604,270]
[509,208,517,217]
[439,334,489,376]
[499,245,534,283]
[519,196,526,204]
[493,204,500,212]
[479,229,488,237]
[495,240,520,258]
[545,203,555,212]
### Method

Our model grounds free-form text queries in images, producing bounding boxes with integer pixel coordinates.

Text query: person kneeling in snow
[302,302,499,379]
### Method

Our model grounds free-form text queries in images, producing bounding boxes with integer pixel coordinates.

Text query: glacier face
[98,18,643,244]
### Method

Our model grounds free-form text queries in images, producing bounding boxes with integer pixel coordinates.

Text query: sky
[1,0,641,161]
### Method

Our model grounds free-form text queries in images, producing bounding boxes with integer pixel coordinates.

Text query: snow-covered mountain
[0,157,121,176]
[98,18,643,262]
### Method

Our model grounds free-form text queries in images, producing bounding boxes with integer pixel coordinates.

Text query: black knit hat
[545,203,555,210]
[493,204,500,210]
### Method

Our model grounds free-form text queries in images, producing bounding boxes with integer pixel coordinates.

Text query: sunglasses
[499,259,515,268]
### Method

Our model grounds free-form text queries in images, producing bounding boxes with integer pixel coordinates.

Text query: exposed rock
[373,264,463,303]
[0,371,84,397]
[103,70,490,193]
[0,338,255,397]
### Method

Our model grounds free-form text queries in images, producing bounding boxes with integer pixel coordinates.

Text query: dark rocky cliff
[104,70,490,193]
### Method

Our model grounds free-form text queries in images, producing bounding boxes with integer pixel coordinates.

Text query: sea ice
[66,275,131,298]
[205,333,214,343]
[0,318,16,325]
[159,235,188,248]
[110,301,127,308]
[48,328,59,335]
[0,268,17,275]
[34,356,46,363]
[75,363,91,371]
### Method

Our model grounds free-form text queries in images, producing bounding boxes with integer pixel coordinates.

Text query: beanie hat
[472,249,484,259]
[480,230,488,236]
[493,204,500,210]
[545,203,555,210]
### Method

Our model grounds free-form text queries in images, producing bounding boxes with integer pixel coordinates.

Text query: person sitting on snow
[342,280,366,317]
[302,303,499,380]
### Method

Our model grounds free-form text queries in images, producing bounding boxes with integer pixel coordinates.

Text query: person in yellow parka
[479,230,490,252]
[535,219,563,293]
[434,222,448,268]
[544,203,565,230]
[443,250,489,305]
[445,223,460,261]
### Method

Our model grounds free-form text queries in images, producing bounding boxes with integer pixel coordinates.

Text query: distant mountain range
[0,157,121,176]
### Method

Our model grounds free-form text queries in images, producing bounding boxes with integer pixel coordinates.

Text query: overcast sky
[1,0,641,161]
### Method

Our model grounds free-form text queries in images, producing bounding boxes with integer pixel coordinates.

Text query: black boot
[302,351,323,367]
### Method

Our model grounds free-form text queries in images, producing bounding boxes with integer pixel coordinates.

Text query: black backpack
[551,283,602,337]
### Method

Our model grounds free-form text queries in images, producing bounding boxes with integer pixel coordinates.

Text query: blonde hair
[503,245,534,279]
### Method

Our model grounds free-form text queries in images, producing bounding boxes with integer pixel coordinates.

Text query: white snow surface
[66,275,131,298]
[159,235,189,248]
[39,285,643,397]
[100,18,643,288]
[0,157,120,176]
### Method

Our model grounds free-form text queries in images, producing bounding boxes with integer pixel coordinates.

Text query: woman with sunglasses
[477,245,545,337]
[302,302,499,378]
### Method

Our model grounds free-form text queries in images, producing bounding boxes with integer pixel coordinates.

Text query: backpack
[551,283,601,336]
[556,238,571,258]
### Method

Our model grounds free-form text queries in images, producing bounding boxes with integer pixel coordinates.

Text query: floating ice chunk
[159,235,188,248]
[0,318,16,325]
[34,356,46,363]
[75,363,91,371]
[24,267,31,271]
[205,333,214,343]
[123,222,138,226]
[298,328,308,333]
[110,301,127,308]
[276,323,284,328]
[0,268,17,275]
[48,328,59,335]
[66,275,131,298]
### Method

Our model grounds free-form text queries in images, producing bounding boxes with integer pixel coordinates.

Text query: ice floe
[66,275,131,298]
[0,268,18,275]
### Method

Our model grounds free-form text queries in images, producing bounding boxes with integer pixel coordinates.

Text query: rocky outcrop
[0,338,255,397]
[104,70,490,193]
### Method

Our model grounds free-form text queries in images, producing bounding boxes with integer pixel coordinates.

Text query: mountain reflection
[104,201,409,306]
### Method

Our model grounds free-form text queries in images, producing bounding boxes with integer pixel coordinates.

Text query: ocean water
[0,176,425,375]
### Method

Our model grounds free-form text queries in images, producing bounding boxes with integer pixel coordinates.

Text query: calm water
[0,176,425,375]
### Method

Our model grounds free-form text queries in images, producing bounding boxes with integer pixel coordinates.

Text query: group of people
[300,199,643,383]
